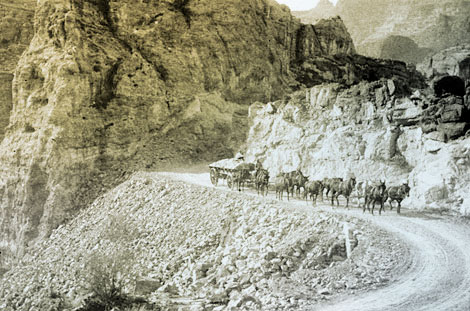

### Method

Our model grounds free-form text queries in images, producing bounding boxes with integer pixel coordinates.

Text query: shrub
[81,248,136,310]
[80,216,141,310]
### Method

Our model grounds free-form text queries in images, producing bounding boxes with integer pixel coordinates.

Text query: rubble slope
[0,173,406,311]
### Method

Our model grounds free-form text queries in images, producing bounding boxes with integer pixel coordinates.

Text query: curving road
[312,211,470,311]
[158,172,470,311]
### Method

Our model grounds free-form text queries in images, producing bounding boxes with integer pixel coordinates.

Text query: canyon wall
[0,1,35,141]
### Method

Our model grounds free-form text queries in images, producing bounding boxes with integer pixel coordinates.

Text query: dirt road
[160,172,470,311]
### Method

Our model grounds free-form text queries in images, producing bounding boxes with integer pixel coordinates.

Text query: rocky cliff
[0,1,35,141]
[0,1,35,72]
[0,0,393,259]
[294,0,470,64]
[245,75,470,215]
[417,45,470,82]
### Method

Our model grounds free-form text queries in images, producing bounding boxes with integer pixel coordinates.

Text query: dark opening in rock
[433,75,465,97]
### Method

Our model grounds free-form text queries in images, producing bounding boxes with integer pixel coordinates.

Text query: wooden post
[343,223,352,258]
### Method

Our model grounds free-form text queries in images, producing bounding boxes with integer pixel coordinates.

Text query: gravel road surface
[161,172,470,311]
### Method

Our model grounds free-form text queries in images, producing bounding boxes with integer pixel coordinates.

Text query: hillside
[0,173,406,310]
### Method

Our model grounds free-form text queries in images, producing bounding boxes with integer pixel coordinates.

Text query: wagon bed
[208,158,256,188]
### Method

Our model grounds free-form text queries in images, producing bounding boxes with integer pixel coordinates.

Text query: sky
[275,0,338,11]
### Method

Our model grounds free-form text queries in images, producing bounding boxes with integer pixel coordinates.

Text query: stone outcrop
[1,0,415,259]
[294,0,470,63]
[244,78,470,215]
[417,44,470,81]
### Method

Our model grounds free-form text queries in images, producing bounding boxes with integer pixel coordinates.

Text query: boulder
[440,104,465,123]
[392,99,422,126]
[437,123,469,141]
[134,277,162,295]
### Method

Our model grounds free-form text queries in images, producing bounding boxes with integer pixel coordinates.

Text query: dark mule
[386,183,410,214]
[331,177,356,208]
[255,169,270,196]
[322,177,343,201]
[232,169,249,192]
[273,174,290,200]
[304,180,323,206]
[294,172,309,198]
[364,181,387,215]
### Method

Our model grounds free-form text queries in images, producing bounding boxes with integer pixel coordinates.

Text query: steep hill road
[158,171,470,311]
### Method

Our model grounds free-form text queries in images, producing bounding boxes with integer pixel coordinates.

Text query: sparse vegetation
[80,249,135,310]
[79,215,150,311]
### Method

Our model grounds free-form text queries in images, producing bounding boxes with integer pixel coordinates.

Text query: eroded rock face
[0,1,36,141]
[0,73,13,140]
[0,0,366,257]
[245,79,470,215]
[0,1,35,72]
[417,45,470,81]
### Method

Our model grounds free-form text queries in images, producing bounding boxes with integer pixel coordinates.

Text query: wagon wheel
[210,168,218,186]
[227,174,234,189]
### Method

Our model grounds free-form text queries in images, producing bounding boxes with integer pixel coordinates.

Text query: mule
[273,174,290,200]
[322,177,343,201]
[255,169,270,196]
[353,181,368,208]
[231,169,250,192]
[364,181,387,215]
[293,171,309,198]
[304,180,323,206]
[331,177,356,208]
[386,183,410,214]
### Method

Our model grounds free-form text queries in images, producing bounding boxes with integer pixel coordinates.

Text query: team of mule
[216,157,410,214]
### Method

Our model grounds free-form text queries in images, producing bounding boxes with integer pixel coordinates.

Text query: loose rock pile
[0,173,407,310]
